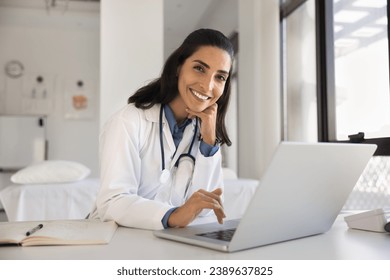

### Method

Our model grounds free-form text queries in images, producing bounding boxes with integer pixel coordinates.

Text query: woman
[89,29,234,230]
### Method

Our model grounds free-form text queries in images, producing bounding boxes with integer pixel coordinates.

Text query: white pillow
[222,168,238,180]
[11,160,91,184]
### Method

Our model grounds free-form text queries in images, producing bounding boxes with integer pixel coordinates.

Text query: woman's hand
[186,103,218,146]
[167,188,225,228]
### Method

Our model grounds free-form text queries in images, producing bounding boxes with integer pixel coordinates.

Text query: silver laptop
[154,142,377,252]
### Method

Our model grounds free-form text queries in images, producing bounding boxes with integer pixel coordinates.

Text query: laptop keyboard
[196,228,236,242]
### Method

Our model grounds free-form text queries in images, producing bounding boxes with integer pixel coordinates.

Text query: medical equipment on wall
[157,105,198,205]
[31,76,47,99]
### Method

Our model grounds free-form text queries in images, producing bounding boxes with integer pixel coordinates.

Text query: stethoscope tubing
[159,105,198,171]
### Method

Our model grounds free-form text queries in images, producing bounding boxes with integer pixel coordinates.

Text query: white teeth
[191,89,210,100]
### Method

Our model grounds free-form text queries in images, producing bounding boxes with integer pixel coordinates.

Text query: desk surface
[1,215,389,260]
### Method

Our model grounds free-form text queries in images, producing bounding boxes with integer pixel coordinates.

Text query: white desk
[1,215,389,260]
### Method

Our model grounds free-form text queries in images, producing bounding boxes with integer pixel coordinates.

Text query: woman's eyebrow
[193,59,229,75]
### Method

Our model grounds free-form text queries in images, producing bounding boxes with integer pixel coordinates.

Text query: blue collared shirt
[163,104,219,156]
[161,105,219,228]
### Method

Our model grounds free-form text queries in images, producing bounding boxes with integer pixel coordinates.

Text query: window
[334,0,390,140]
[281,0,390,210]
[282,0,390,148]
[332,0,390,209]
[281,0,318,142]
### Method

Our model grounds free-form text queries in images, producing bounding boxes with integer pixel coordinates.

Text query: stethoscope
[159,105,199,195]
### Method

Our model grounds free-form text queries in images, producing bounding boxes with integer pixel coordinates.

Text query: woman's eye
[217,75,227,82]
[194,65,205,72]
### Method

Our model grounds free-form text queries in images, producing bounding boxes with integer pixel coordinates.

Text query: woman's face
[176,46,232,114]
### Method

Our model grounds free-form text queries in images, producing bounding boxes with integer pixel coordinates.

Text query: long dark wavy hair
[128,28,234,146]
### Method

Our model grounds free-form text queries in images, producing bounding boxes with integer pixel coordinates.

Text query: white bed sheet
[0,177,259,222]
[223,178,259,219]
[0,178,100,222]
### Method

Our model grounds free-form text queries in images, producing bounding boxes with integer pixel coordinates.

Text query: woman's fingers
[167,188,225,227]
[186,104,218,146]
[192,188,225,224]
[197,188,224,211]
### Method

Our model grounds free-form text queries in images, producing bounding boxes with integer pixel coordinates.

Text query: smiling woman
[88,29,235,230]
[173,46,232,146]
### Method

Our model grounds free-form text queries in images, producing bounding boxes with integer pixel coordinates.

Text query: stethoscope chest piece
[159,169,171,185]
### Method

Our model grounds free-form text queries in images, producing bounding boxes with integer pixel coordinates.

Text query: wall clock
[5,60,24,78]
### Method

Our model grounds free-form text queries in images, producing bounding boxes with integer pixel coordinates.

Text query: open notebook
[0,219,117,246]
[154,142,377,252]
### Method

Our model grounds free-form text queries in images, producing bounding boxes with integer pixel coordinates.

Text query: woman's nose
[200,75,214,92]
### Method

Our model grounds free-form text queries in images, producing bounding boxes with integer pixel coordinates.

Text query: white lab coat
[89,103,223,230]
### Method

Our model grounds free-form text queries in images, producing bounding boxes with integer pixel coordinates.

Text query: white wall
[196,0,238,37]
[100,0,164,126]
[0,1,100,176]
[0,0,281,183]
[238,0,281,179]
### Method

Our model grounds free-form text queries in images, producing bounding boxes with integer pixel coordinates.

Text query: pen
[26,224,43,236]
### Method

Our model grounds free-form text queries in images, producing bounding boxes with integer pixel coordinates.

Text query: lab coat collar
[144,104,161,123]
[144,103,197,129]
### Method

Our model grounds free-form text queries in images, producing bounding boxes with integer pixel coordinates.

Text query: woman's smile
[190,88,212,101]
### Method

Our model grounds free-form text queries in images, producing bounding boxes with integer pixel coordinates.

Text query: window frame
[280,0,390,155]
